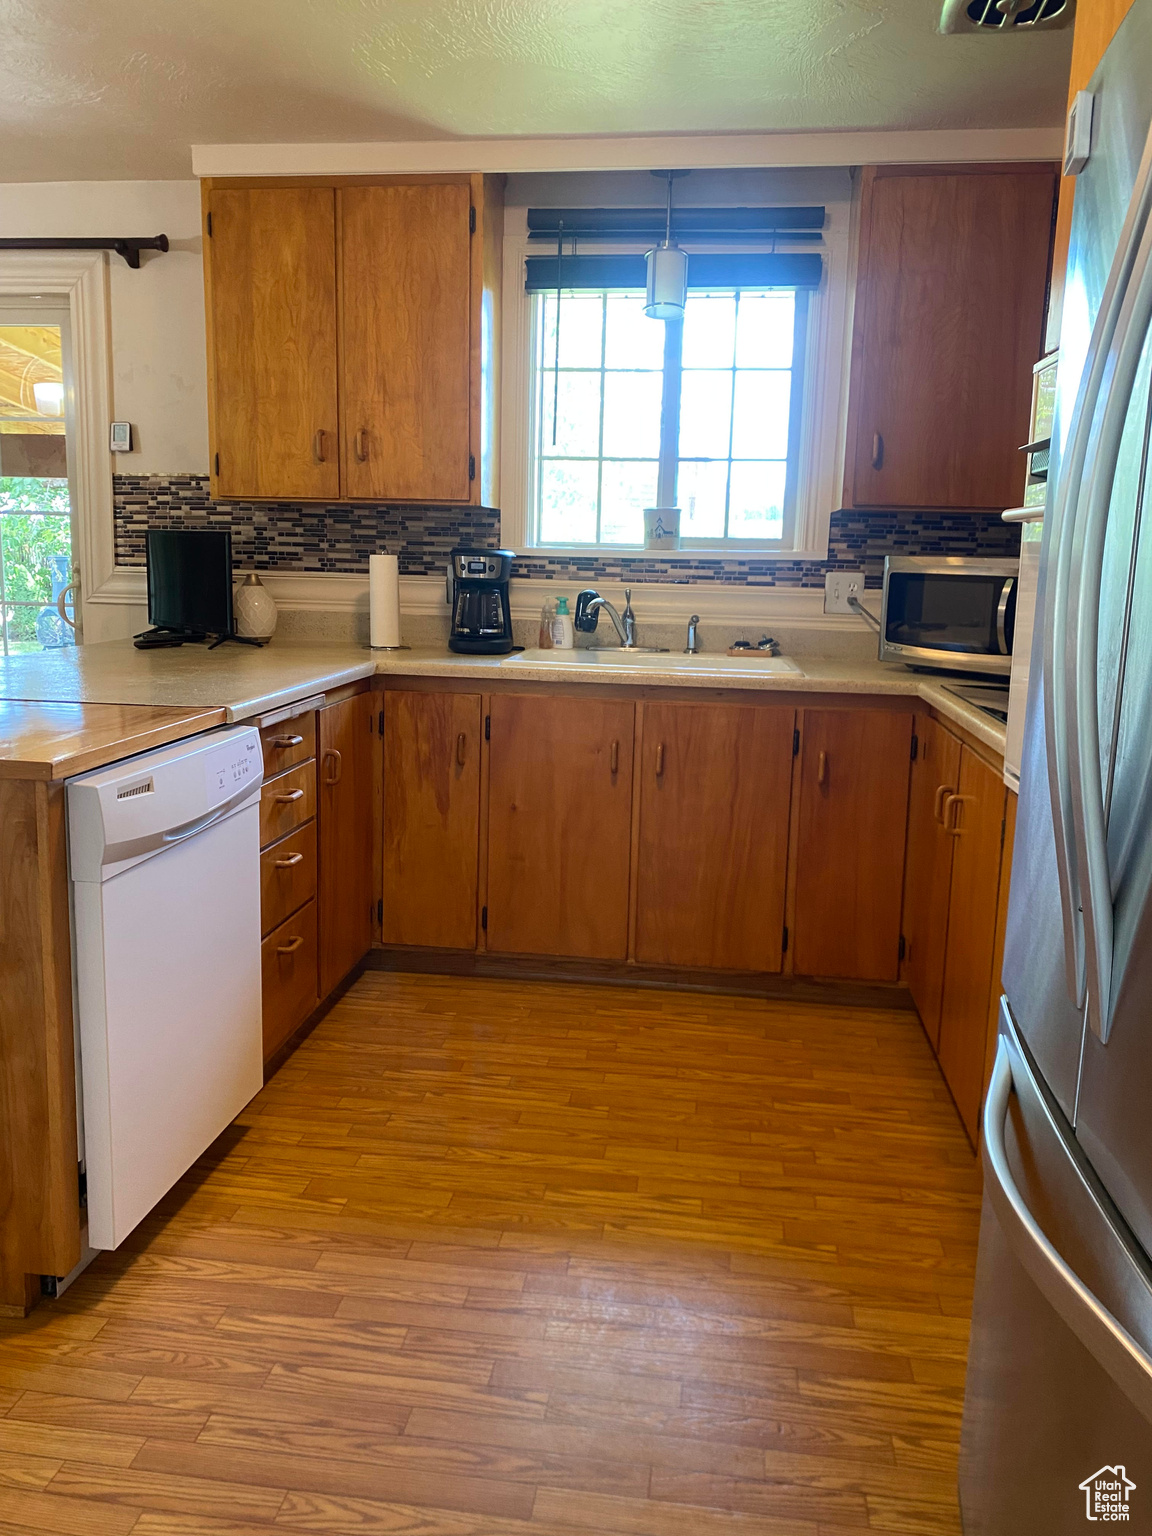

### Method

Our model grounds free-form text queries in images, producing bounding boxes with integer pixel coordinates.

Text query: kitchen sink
[505,649,803,676]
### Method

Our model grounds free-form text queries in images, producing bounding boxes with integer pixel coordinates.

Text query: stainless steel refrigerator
[960,1,1152,1527]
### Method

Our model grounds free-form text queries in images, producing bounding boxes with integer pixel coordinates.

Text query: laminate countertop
[0,700,228,781]
[0,640,1008,760]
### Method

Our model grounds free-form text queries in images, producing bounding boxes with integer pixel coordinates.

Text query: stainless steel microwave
[879,556,1019,676]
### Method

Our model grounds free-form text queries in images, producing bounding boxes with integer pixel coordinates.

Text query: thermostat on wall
[109,421,133,453]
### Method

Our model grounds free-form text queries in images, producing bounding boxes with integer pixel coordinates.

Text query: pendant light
[645,170,688,320]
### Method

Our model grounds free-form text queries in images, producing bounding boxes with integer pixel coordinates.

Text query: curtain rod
[0,236,169,269]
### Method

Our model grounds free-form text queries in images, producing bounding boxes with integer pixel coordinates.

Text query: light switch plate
[1064,90,1094,177]
[824,569,866,614]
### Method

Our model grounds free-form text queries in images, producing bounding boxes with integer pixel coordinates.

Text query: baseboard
[363,945,916,1011]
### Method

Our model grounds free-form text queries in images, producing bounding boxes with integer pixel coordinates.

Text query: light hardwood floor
[0,973,981,1535]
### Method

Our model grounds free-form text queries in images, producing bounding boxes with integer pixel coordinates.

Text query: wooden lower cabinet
[793,708,914,981]
[902,715,963,1048]
[318,692,375,996]
[937,745,1008,1143]
[635,702,795,972]
[261,899,320,1060]
[382,689,482,949]
[487,694,634,960]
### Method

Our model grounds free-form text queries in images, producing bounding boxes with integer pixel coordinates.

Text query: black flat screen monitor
[146,529,234,637]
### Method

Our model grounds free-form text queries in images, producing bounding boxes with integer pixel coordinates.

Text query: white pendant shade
[645,243,688,319]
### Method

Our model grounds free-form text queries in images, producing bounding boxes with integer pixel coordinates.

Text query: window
[529,285,807,550]
[0,310,76,655]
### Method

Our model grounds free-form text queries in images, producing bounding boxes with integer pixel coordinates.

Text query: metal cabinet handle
[817,750,827,786]
[274,852,304,869]
[933,783,952,824]
[354,428,369,463]
[269,733,303,749]
[655,742,665,778]
[276,935,304,956]
[313,429,328,463]
[323,748,343,786]
[871,432,883,470]
[984,1026,1152,1423]
[610,740,619,775]
[274,788,304,804]
[996,577,1015,656]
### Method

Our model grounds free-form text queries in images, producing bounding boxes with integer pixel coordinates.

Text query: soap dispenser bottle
[551,596,575,649]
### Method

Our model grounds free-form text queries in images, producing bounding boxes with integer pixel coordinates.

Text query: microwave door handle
[983,1029,1152,1422]
[996,578,1015,655]
[1043,117,1152,1015]
[1069,213,1152,1043]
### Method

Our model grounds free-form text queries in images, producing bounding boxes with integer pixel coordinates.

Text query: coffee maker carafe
[447,548,516,654]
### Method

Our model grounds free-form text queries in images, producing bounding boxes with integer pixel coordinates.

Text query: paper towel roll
[369,554,402,649]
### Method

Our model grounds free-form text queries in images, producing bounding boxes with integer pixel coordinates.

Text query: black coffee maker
[447,548,516,654]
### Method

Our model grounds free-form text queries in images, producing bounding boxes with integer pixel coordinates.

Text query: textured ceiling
[3,0,1073,181]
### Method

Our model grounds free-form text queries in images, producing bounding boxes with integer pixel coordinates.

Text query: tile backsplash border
[113,474,1021,589]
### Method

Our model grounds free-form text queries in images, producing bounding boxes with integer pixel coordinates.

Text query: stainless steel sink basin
[505,649,803,677]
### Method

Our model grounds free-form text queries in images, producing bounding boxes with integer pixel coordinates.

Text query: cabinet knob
[355,428,369,463]
[817,750,828,786]
[871,433,884,470]
[456,733,467,767]
[313,429,328,463]
[323,748,343,786]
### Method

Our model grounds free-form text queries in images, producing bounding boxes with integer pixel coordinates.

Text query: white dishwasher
[68,726,264,1249]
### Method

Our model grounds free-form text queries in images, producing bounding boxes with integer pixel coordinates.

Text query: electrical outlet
[824,569,866,614]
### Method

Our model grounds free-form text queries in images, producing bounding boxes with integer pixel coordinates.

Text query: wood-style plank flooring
[0,973,981,1534]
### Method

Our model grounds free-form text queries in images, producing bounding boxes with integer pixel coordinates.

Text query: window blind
[524,251,822,292]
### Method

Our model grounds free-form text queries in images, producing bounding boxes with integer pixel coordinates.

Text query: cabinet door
[382,690,481,950]
[487,695,634,960]
[846,165,1056,510]
[635,703,794,972]
[318,693,375,997]
[793,709,913,981]
[903,715,962,1048]
[206,186,339,501]
[339,184,473,503]
[938,746,1007,1144]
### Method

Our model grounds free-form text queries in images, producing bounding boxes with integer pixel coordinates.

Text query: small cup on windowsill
[643,507,681,551]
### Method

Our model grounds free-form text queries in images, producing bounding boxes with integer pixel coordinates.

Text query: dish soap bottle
[538,599,555,649]
[551,596,574,649]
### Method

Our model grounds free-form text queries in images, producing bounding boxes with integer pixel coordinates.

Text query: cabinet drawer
[260,712,316,775]
[259,761,316,848]
[261,898,319,1061]
[260,822,317,937]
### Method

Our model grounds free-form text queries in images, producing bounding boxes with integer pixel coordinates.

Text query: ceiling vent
[940,0,1074,32]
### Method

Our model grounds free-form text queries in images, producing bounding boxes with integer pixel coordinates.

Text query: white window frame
[499,197,855,560]
[0,252,117,640]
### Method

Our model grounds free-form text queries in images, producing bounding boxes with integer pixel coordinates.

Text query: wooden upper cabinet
[340,184,474,503]
[486,695,634,961]
[903,714,963,1049]
[204,186,339,502]
[792,708,913,982]
[317,692,375,997]
[845,164,1058,511]
[937,745,1007,1144]
[635,702,795,973]
[382,689,482,950]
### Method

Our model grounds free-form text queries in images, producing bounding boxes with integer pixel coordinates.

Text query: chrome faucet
[684,614,701,654]
[574,588,636,647]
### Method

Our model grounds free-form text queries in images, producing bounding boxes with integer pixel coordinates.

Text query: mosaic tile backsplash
[113,475,1021,588]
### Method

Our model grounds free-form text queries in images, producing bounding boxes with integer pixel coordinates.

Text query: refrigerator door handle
[1069,212,1152,1041]
[1044,116,1152,1015]
[984,1033,1152,1422]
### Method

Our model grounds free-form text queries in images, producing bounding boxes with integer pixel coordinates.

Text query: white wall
[0,180,209,473]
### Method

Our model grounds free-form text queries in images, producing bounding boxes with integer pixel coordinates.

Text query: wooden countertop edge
[0,705,229,781]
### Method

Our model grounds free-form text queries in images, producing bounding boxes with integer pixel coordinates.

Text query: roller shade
[526,206,825,242]
[524,252,823,292]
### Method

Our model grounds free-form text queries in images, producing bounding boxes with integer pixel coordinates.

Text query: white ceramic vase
[233,572,278,639]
